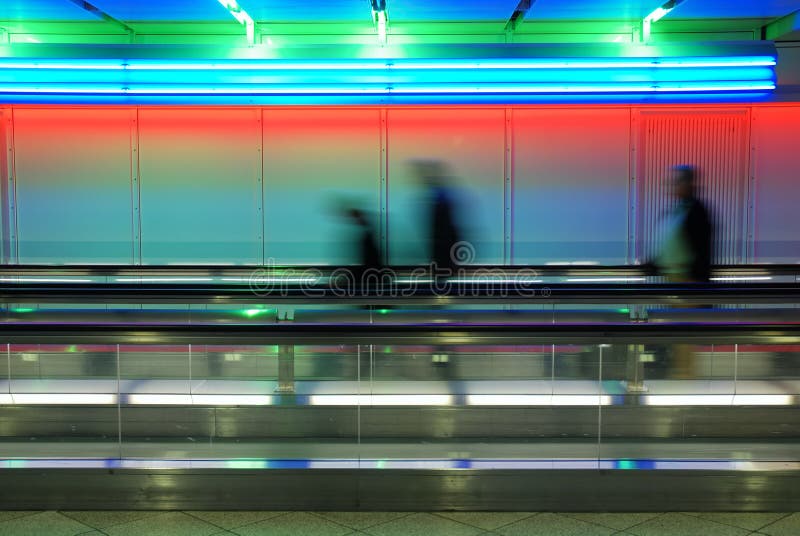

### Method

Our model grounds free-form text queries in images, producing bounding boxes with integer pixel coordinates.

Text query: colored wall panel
[0,108,10,263]
[512,108,630,264]
[2,103,799,267]
[751,106,800,262]
[262,108,381,264]
[138,108,261,264]
[12,107,133,263]
[387,108,505,265]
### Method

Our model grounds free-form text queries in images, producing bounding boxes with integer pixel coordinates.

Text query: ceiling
[0,0,798,44]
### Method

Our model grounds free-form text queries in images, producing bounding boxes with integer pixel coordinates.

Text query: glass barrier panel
[3,343,119,459]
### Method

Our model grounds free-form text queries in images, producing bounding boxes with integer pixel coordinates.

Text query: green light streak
[238,308,275,318]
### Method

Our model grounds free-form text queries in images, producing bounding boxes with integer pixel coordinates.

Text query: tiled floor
[0,511,797,536]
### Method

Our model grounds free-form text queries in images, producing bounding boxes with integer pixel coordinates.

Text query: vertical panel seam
[380,108,388,264]
[504,107,513,265]
[0,108,13,264]
[746,108,757,262]
[129,108,137,265]
[8,108,18,264]
[133,107,142,266]
[628,107,636,264]
[257,108,265,266]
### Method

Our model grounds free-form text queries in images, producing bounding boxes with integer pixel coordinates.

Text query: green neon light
[617,459,636,470]
[240,308,274,318]
[11,307,36,313]
[377,309,390,314]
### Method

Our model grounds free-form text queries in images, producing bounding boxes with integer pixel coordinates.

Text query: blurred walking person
[653,165,713,379]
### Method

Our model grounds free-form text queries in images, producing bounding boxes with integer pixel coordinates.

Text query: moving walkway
[0,265,798,510]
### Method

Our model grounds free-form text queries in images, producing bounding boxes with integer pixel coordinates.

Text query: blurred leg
[667,275,696,380]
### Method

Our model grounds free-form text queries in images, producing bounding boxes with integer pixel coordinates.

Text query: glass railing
[0,332,798,469]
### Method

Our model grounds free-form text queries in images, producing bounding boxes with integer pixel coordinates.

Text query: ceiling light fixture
[217,0,256,45]
[371,0,388,45]
[643,0,686,41]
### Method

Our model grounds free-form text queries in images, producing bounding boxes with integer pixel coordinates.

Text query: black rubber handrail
[1,281,799,304]
[0,321,798,345]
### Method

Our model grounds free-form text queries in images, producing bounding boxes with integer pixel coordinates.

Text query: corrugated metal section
[636,109,750,264]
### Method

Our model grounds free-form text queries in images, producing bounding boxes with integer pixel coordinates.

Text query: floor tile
[312,512,411,530]
[564,513,662,531]
[495,513,615,536]
[0,512,41,523]
[60,511,161,530]
[188,511,286,530]
[626,513,750,536]
[435,512,535,531]
[758,513,800,536]
[231,512,352,536]
[0,511,93,536]
[103,511,220,536]
[362,512,483,536]
[689,513,790,532]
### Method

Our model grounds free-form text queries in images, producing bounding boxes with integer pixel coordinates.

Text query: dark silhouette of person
[410,160,464,275]
[655,165,713,283]
[345,207,381,283]
[431,182,462,274]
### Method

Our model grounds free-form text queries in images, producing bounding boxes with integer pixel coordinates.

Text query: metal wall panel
[387,108,505,265]
[0,108,13,263]
[12,108,134,263]
[777,46,800,87]
[751,105,800,263]
[262,108,381,264]
[138,108,262,264]
[512,108,631,264]
[636,109,750,264]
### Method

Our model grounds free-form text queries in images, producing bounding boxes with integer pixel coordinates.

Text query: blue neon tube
[0,55,777,104]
